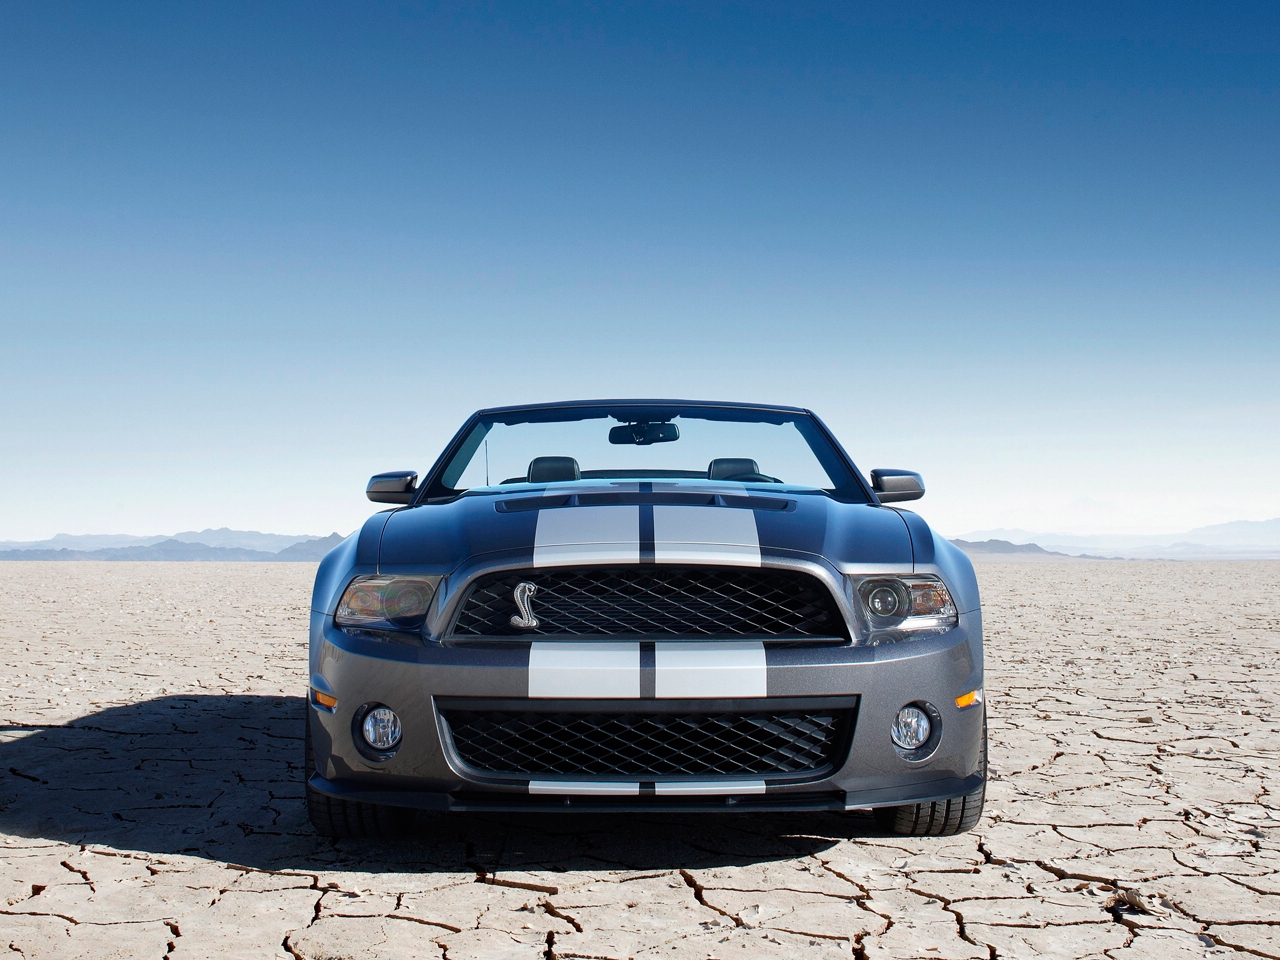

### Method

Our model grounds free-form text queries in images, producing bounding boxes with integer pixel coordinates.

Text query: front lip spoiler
[306,772,984,814]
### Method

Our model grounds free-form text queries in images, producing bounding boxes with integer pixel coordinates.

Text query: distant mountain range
[0,529,347,562]
[949,539,1115,562]
[951,517,1280,560]
[0,527,321,552]
[5,517,1278,563]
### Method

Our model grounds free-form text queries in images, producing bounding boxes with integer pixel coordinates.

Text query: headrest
[528,456,581,484]
[708,458,760,480]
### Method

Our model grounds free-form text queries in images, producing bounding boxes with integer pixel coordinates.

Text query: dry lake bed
[1,561,1278,959]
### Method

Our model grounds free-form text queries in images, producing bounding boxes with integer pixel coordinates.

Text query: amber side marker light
[312,690,338,710]
[955,689,984,710]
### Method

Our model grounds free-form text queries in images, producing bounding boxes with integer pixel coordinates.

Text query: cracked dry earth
[0,562,1278,960]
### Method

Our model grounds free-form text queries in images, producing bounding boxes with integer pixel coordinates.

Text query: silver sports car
[305,400,985,836]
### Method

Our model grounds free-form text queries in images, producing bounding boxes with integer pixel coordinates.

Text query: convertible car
[305,400,985,836]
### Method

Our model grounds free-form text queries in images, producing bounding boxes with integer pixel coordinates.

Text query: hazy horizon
[3,3,1277,541]
[7,514,1280,550]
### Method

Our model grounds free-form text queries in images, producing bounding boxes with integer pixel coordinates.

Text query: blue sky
[2,2,1277,540]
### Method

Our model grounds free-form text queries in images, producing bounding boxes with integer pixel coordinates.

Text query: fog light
[361,707,402,751]
[891,705,932,750]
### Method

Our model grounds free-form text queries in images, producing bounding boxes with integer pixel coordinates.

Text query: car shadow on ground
[0,695,887,874]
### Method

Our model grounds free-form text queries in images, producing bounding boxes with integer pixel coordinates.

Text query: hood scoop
[495,491,793,513]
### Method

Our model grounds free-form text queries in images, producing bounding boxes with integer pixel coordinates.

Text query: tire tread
[304,703,413,838]
[874,709,987,837]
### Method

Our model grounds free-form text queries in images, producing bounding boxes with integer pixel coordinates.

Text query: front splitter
[307,772,983,814]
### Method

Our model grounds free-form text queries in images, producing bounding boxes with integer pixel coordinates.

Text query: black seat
[528,457,581,484]
[708,458,760,480]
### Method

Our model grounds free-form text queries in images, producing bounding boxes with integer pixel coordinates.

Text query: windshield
[433,405,865,499]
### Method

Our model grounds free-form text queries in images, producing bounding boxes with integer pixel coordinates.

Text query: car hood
[376,480,913,572]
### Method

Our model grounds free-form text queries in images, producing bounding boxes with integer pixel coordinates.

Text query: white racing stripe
[534,505,640,567]
[528,642,640,698]
[654,641,767,698]
[652,505,761,566]
[654,780,767,796]
[529,781,640,795]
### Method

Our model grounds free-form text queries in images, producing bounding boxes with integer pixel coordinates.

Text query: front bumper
[307,607,985,811]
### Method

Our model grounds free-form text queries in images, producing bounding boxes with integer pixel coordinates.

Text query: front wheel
[305,704,415,838]
[874,710,986,837]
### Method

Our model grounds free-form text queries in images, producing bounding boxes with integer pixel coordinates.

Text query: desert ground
[0,561,1277,960]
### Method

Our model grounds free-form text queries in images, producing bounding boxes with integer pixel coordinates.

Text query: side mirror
[870,469,924,503]
[367,471,418,504]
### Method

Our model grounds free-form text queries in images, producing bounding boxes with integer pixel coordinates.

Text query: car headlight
[846,575,958,644]
[334,575,442,635]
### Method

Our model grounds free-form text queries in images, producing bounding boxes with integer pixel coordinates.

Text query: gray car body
[307,400,983,812]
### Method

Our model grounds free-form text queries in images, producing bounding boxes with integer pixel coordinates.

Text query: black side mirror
[870,469,925,503]
[367,471,418,504]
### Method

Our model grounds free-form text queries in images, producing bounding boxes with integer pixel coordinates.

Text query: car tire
[305,704,415,838]
[874,709,987,837]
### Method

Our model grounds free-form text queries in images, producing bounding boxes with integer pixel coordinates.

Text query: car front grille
[438,699,856,780]
[448,566,848,639]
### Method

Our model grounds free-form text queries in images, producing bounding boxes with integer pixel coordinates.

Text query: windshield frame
[413,400,875,504]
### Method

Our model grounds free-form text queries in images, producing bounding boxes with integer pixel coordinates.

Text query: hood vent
[496,492,792,513]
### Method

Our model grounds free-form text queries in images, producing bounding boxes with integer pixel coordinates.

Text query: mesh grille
[450,566,847,638]
[440,707,853,779]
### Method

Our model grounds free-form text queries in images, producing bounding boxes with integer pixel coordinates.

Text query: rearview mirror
[367,471,418,504]
[870,469,924,503]
[609,421,680,445]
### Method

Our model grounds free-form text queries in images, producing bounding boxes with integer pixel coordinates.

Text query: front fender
[893,508,980,615]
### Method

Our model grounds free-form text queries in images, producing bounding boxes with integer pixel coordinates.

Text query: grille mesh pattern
[441,708,852,778]
[450,566,846,638]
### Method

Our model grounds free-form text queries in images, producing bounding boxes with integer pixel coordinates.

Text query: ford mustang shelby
[305,400,985,837]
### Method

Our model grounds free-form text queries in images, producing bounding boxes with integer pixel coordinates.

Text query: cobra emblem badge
[510,581,539,630]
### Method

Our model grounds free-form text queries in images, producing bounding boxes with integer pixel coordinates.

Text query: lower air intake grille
[440,702,855,779]
[449,566,848,639]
